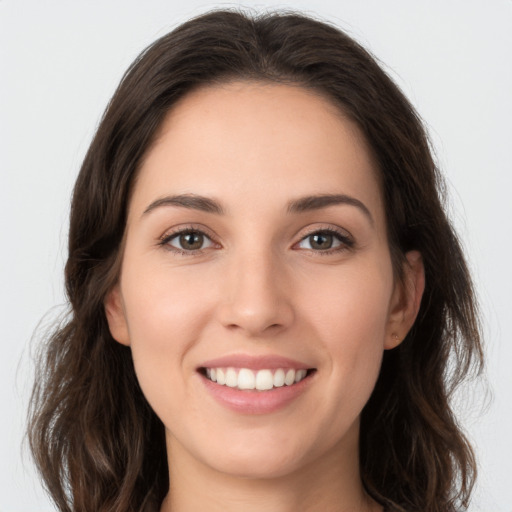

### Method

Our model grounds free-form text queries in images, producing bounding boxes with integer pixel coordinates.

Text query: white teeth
[204,367,309,390]
[295,369,307,382]
[225,368,238,387]
[238,368,255,390]
[255,369,273,390]
[216,368,226,385]
[273,368,285,387]
[284,369,296,386]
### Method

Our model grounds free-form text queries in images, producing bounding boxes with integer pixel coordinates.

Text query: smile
[204,367,309,391]
[198,355,316,413]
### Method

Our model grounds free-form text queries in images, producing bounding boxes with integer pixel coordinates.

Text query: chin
[209,451,308,480]
[194,429,328,480]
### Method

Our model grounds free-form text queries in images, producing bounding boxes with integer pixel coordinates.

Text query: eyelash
[158,226,355,256]
[158,225,219,256]
[295,228,355,255]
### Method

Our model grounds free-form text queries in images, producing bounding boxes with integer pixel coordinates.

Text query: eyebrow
[142,192,373,224]
[143,194,224,216]
[287,194,374,225]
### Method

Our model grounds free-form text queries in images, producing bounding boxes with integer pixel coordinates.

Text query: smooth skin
[105,82,425,512]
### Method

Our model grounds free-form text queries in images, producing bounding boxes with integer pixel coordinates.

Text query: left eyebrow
[287,194,374,225]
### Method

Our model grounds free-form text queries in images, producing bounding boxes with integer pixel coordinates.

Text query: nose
[216,249,295,337]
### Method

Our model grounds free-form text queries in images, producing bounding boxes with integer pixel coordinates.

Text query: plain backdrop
[1,1,511,511]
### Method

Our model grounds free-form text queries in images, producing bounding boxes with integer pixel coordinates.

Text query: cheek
[301,260,393,400]
[121,255,218,341]
[119,263,217,413]
[302,257,393,338]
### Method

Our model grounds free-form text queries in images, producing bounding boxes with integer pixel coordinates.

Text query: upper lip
[198,354,313,371]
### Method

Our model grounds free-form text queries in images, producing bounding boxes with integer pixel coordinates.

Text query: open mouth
[199,367,316,391]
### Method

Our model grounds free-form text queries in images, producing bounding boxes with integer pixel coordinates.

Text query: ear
[104,284,130,346]
[385,250,425,349]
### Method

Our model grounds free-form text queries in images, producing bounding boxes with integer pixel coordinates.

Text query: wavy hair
[28,9,483,512]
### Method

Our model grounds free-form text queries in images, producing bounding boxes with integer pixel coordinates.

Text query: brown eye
[297,230,352,252]
[165,230,214,252]
[179,232,204,250]
[308,233,334,250]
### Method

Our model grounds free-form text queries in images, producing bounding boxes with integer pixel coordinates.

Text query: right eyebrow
[142,194,224,217]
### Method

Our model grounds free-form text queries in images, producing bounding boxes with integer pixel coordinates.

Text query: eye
[161,229,215,253]
[296,229,353,252]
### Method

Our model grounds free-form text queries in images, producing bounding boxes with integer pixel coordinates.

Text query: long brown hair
[28,9,483,512]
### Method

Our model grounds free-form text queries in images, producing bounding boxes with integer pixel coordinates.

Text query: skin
[105,82,424,512]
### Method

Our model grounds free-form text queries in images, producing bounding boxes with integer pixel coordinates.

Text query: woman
[28,9,482,512]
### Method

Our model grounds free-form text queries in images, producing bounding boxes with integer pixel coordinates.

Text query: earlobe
[385,250,425,349]
[104,285,130,346]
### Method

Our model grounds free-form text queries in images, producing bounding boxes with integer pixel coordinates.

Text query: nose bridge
[218,243,294,335]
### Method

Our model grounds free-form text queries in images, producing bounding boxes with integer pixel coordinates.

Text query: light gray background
[1,1,511,510]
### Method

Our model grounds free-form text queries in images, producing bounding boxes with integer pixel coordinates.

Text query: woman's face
[106,82,420,480]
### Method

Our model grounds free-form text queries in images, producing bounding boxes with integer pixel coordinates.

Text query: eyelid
[157,223,355,256]
[293,225,355,253]
[158,224,221,254]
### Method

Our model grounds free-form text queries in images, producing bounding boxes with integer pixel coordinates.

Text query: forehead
[131,81,384,225]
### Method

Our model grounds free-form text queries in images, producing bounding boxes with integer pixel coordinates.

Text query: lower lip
[200,372,314,414]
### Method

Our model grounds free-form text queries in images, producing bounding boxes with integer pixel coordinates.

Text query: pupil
[311,233,332,250]
[180,232,203,250]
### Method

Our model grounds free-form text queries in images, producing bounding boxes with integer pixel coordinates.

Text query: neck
[160,426,382,512]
